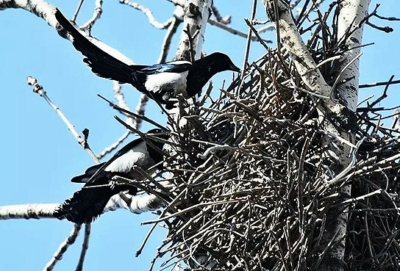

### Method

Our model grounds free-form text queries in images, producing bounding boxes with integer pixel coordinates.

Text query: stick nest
[142,3,400,270]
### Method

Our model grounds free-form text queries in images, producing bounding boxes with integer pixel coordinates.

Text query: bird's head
[208,52,241,73]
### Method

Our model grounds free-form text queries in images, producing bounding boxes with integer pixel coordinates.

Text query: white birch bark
[318,2,370,270]
[261,0,371,270]
[174,0,211,61]
[0,0,57,24]
[0,194,163,220]
[337,0,371,112]
[0,203,59,220]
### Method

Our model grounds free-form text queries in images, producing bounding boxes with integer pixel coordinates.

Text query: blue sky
[0,1,399,270]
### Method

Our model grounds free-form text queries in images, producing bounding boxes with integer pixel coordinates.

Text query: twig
[136,223,159,257]
[75,223,91,271]
[120,0,174,29]
[27,76,99,163]
[158,15,182,63]
[360,78,400,89]
[238,0,258,94]
[43,224,82,271]
[97,94,165,130]
[244,18,272,50]
[367,75,395,109]
[72,0,85,23]
[79,0,103,34]
[142,199,241,225]
[208,19,264,42]
[210,4,229,23]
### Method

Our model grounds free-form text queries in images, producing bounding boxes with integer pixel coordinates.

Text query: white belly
[145,71,188,95]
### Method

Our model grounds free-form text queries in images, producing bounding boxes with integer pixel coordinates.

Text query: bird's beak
[230,63,241,73]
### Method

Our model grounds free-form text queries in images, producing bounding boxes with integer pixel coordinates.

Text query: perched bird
[55,129,168,224]
[55,9,240,109]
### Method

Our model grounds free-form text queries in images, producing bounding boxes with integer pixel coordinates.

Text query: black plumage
[55,9,240,109]
[54,129,168,224]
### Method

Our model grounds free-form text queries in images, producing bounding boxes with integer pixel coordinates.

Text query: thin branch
[238,0,258,94]
[360,79,400,88]
[208,19,266,42]
[158,15,182,63]
[97,94,165,130]
[43,224,82,271]
[71,0,85,23]
[97,130,131,160]
[120,0,174,29]
[27,76,100,163]
[79,0,103,33]
[244,18,272,50]
[75,223,91,271]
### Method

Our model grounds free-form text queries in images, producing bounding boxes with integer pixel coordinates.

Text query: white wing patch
[105,141,149,173]
[167,60,192,65]
[145,71,189,95]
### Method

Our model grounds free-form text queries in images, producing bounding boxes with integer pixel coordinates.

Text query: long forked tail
[54,185,115,224]
[55,9,137,84]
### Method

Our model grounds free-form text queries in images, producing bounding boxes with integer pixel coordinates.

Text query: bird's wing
[137,61,192,75]
[55,9,139,84]
[70,163,105,183]
[83,137,145,185]
[55,137,146,223]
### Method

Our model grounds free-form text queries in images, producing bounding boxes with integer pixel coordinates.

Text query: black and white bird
[54,129,168,224]
[55,9,241,109]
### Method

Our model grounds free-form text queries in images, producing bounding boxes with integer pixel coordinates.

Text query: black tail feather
[55,176,138,224]
[55,9,137,85]
[54,186,115,224]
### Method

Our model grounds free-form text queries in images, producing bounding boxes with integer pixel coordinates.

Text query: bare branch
[27,76,100,163]
[208,18,268,42]
[75,223,91,271]
[97,130,131,160]
[0,203,59,220]
[79,0,103,33]
[158,14,182,63]
[43,224,82,271]
[120,0,174,29]
[72,0,85,23]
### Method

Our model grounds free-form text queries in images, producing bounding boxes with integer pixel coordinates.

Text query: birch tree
[1,0,399,270]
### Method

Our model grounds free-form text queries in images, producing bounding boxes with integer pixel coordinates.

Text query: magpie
[54,129,168,224]
[55,9,241,109]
